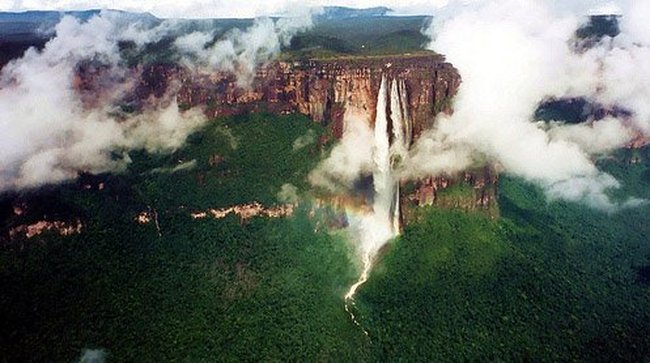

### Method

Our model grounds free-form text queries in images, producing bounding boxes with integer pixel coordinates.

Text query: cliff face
[175,53,460,139]
[79,54,495,217]
[404,166,499,217]
[149,53,494,216]
[0,53,486,243]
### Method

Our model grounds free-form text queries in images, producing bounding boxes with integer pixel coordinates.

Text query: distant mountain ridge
[0,9,159,41]
[0,5,394,23]
[0,6,399,39]
[315,6,392,21]
[0,9,157,22]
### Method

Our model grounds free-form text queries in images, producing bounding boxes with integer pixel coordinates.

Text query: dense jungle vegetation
[1,114,649,361]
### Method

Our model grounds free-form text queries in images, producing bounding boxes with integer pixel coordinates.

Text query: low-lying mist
[0,9,314,192]
[407,0,649,211]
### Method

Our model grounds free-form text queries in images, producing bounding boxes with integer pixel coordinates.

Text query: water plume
[309,74,414,334]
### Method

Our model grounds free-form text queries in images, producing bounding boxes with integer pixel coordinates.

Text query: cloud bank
[309,112,375,193]
[407,0,649,210]
[3,0,449,19]
[175,9,315,85]
[0,10,313,192]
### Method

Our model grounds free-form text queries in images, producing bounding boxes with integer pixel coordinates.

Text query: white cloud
[547,117,633,154]
[309,112,375,193]
[411,0,648,210]
[0,9,313,191]
[2,0,450,18]
[588,2,623,15]
[172,10,315,85]
[3,0,634,19]
[277,183,300,203]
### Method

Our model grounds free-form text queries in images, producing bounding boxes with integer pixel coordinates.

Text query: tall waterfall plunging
[344,75,413,335]
[389,78,412,233]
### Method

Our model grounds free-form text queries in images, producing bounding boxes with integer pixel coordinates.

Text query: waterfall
[398,79,413,146]
[390,79,406,155]
[389,79,411,233]
[372,76,394,233]
[344,75,413,336]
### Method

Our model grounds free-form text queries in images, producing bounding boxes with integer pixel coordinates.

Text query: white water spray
[389,78,413,232]
[343,75,413,335]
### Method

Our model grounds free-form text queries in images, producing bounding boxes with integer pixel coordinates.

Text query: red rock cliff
[134,54,497,215]
[175,53,460,139]
[78,54,496,215]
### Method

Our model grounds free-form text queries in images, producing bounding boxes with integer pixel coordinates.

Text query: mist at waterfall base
[0,10,313,192]
[408,0,650,211]
[305,1,650,311]
[310,76,412,305]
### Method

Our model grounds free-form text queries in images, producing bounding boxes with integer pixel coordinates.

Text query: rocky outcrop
[8,219,83,240]
[174,52,460,138]
[406,166,499,215]
[168,53,499,218]
[73,53,459,140]
[77,54,500,219]
[190,202,295,222]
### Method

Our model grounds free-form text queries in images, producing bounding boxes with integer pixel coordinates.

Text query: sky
[1,0,623,18]
[0,0,445,18]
